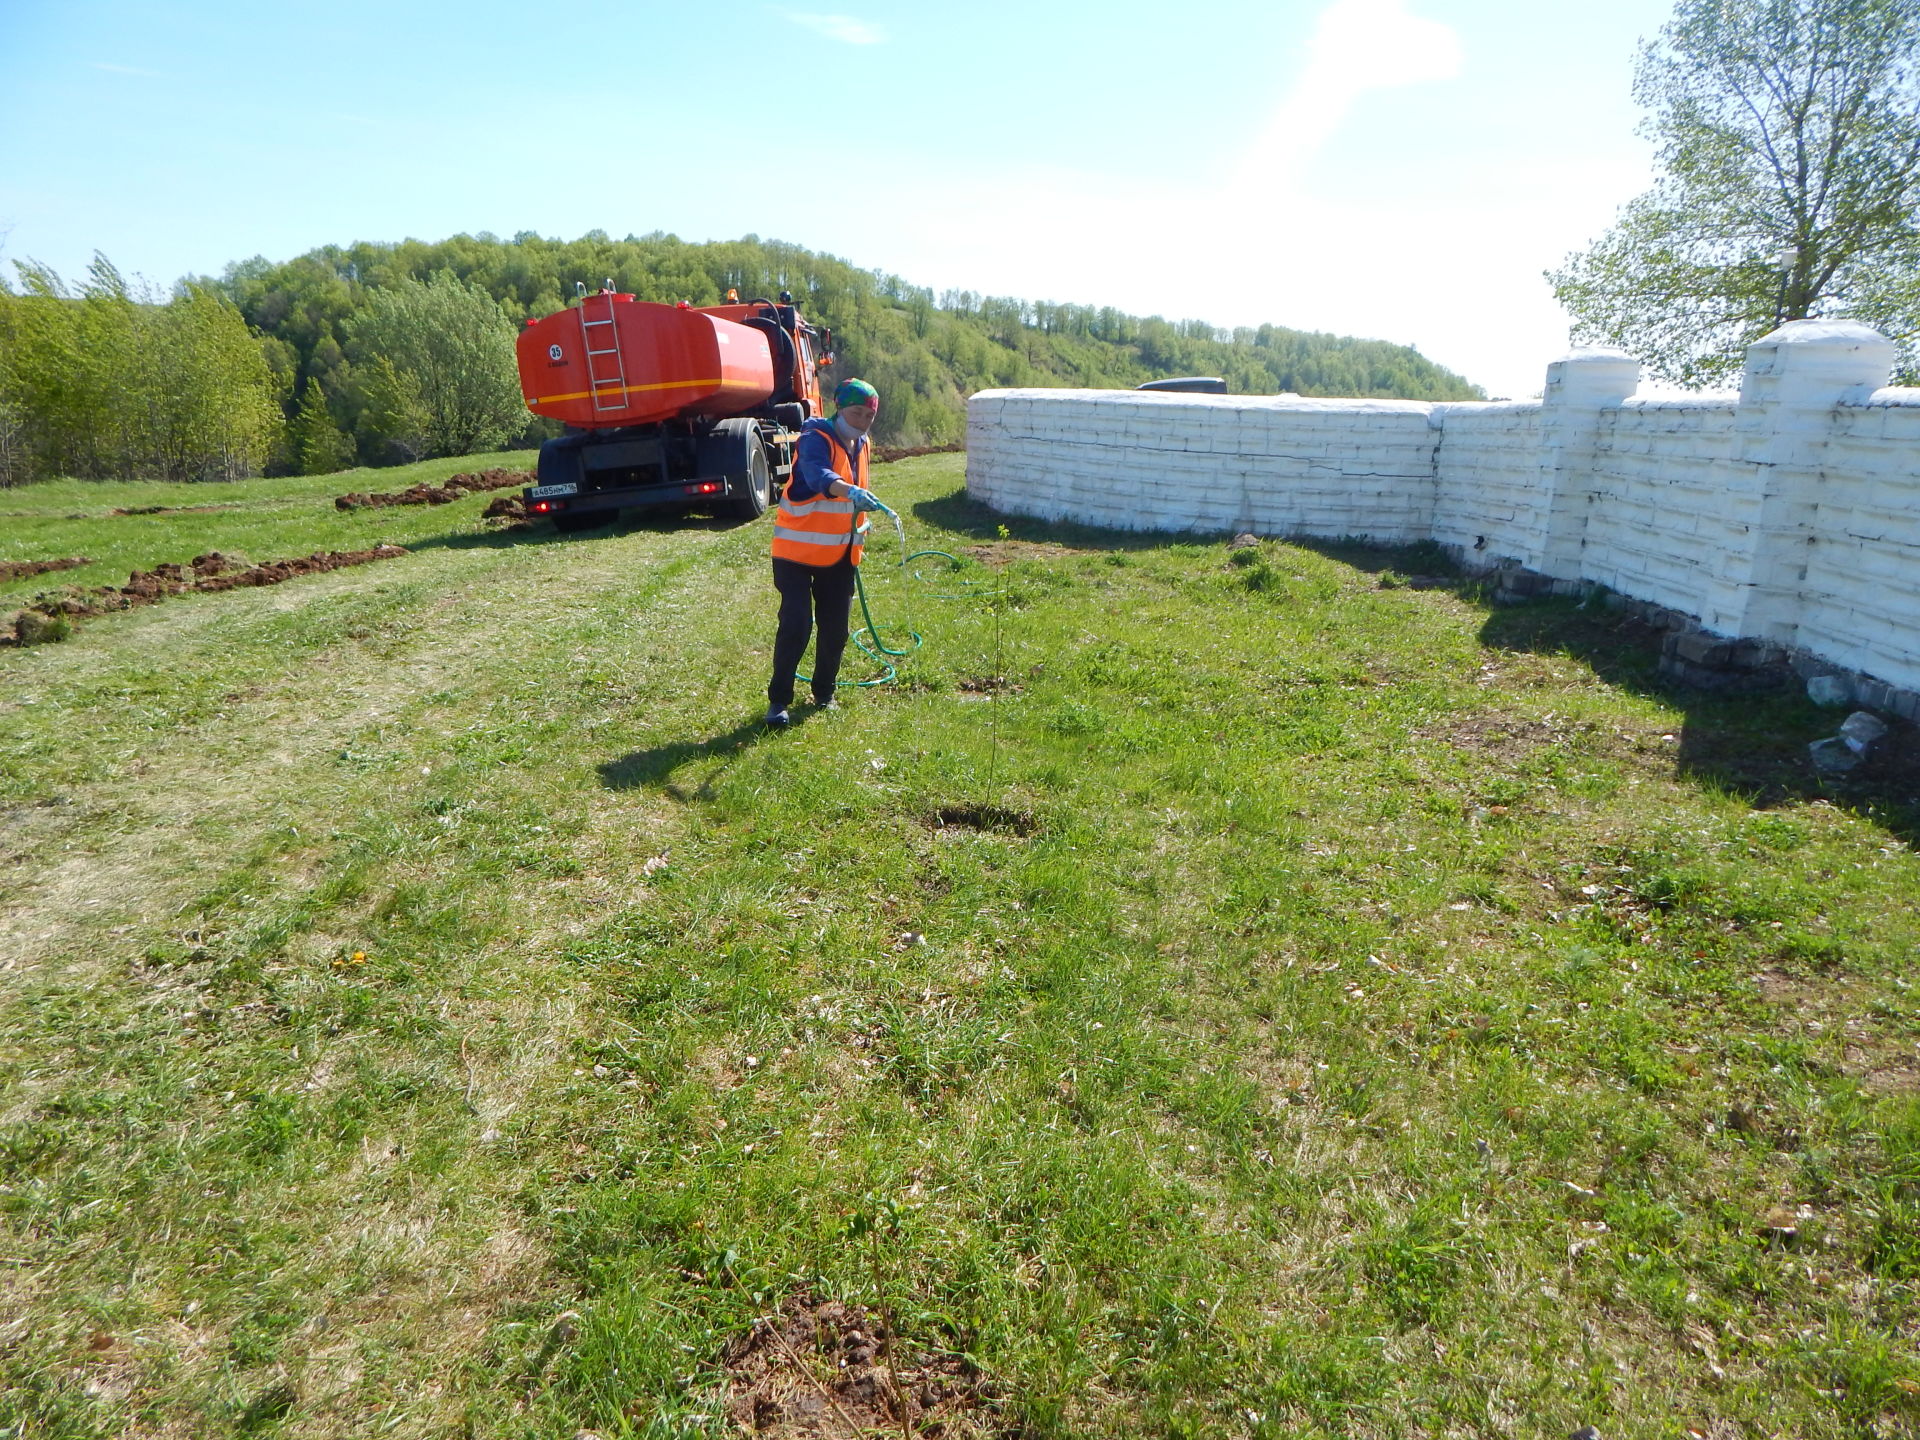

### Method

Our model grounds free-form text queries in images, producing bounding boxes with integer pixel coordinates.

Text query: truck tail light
[688,482,721,496]
[532,500,554,514]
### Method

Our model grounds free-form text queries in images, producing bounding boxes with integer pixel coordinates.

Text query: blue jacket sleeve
[791,429,841,501]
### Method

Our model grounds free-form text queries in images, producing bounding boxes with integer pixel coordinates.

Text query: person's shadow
[597,718,771,801]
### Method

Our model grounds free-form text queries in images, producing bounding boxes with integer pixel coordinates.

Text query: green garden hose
[795,504,997,690]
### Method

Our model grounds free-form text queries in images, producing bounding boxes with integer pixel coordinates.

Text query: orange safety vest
[772,425,868,566]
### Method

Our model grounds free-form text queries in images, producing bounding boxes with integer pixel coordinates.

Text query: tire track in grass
[0,516,781,1433]
[0,518,759,977]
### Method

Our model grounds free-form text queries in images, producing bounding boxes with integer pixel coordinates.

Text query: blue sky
[2,0,1678,397]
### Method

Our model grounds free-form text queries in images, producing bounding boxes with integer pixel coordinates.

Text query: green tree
[350,354,432,464]
[288,375,355,475]
[1552,0,1920,385]
[15,258,127,478]
[139,283,283,481]
[0,256,280,483]
[347,270,523,458]
[0,287,24,487]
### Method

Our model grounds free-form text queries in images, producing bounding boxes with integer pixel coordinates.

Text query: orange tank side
[516,295,774,428]
[698,302,826,416]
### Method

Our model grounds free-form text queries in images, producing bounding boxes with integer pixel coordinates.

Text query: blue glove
[845,485,889,514]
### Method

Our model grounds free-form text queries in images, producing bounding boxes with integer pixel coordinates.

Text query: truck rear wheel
[721,424,772,520]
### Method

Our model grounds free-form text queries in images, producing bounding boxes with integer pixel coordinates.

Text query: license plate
[529,483,578,498]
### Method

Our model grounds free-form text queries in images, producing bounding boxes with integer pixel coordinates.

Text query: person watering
[765,378,889,727]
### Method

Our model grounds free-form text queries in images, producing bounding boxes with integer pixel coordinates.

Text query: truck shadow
[598,718,769,802]
[403,513,748,555]
[1476,598,1920,845]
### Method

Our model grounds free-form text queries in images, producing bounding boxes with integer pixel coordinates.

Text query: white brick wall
[1429,403,1546,563]
[966,321,1920,698]
[966,391,1440,544]
[1581,400,1741,620]
[1796,400,1920,685]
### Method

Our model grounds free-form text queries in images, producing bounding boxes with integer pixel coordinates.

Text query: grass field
[1,453,1916,1439]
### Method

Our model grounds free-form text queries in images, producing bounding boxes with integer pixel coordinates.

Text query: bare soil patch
[956,675,1021,695]
[1430,713,1671,768]
[1853,1055,1920,1095]
[724,1295,995,1438]
[874,444,964,465]
[1755,969,1920,1096]
[961,541,1087,568]
[0,557,90,583]
[335,468,532,511]
[109,504,240,516]
[2,546,408,645]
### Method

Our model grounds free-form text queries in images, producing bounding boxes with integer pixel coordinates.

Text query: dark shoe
[765,706,791,728]
[811,696,840,711]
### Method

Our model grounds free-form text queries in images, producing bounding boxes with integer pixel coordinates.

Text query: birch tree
[1551,0,1920,384]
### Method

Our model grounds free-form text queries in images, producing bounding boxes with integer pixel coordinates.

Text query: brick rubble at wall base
[1440,542,1920,722]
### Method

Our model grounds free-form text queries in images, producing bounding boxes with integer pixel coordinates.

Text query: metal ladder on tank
[577,280,628,414]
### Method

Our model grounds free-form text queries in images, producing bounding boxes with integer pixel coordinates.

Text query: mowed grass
[0,453,1916,1439]
[0,454,531,606]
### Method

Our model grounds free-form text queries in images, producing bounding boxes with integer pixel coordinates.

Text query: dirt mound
[0,557,90,583]
[336,467,531,510]
[482,495,528,522]
[723,1296,994,1437]
[2,546,407,646]
[192,546,407,592]
[109,550,244,601]
[874,443,964,465]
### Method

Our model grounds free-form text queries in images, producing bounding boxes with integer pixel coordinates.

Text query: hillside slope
[217,232,1484,452]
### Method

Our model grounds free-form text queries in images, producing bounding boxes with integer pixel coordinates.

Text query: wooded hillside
[1,232,1484,483]
[218,232,1482,456]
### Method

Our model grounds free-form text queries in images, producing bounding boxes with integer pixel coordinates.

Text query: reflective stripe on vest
[779,494,859,517]
[771,525,864,549]
[772,426,869,566]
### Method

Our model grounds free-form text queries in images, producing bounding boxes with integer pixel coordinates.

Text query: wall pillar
[1536,347,1640,580]
[1717,320,1895,641]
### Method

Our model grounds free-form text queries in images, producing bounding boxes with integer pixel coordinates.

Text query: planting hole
[723,1295,994,1437]
[927,804,1038,836]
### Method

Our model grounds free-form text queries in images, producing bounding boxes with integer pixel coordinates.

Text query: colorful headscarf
[834,378,879,412]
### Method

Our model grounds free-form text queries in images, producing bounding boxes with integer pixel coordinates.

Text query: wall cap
[1550,346,1637,365]
[969,387,1438,415]
[1857,386,1920,407]
[1752,319,1890,346]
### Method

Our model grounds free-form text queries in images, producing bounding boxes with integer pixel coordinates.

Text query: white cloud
[90,62,163,77]
[785,12,884,45]
[803,0,1649,399]
[1235,0,1463,190]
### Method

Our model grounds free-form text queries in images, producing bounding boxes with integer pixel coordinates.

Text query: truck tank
[512,288,833,529]
[517,294,776,428]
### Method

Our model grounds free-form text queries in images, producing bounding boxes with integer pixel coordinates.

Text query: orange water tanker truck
[514,283,834,530]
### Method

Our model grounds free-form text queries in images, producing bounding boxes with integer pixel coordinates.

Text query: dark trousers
[768,555,858,708]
